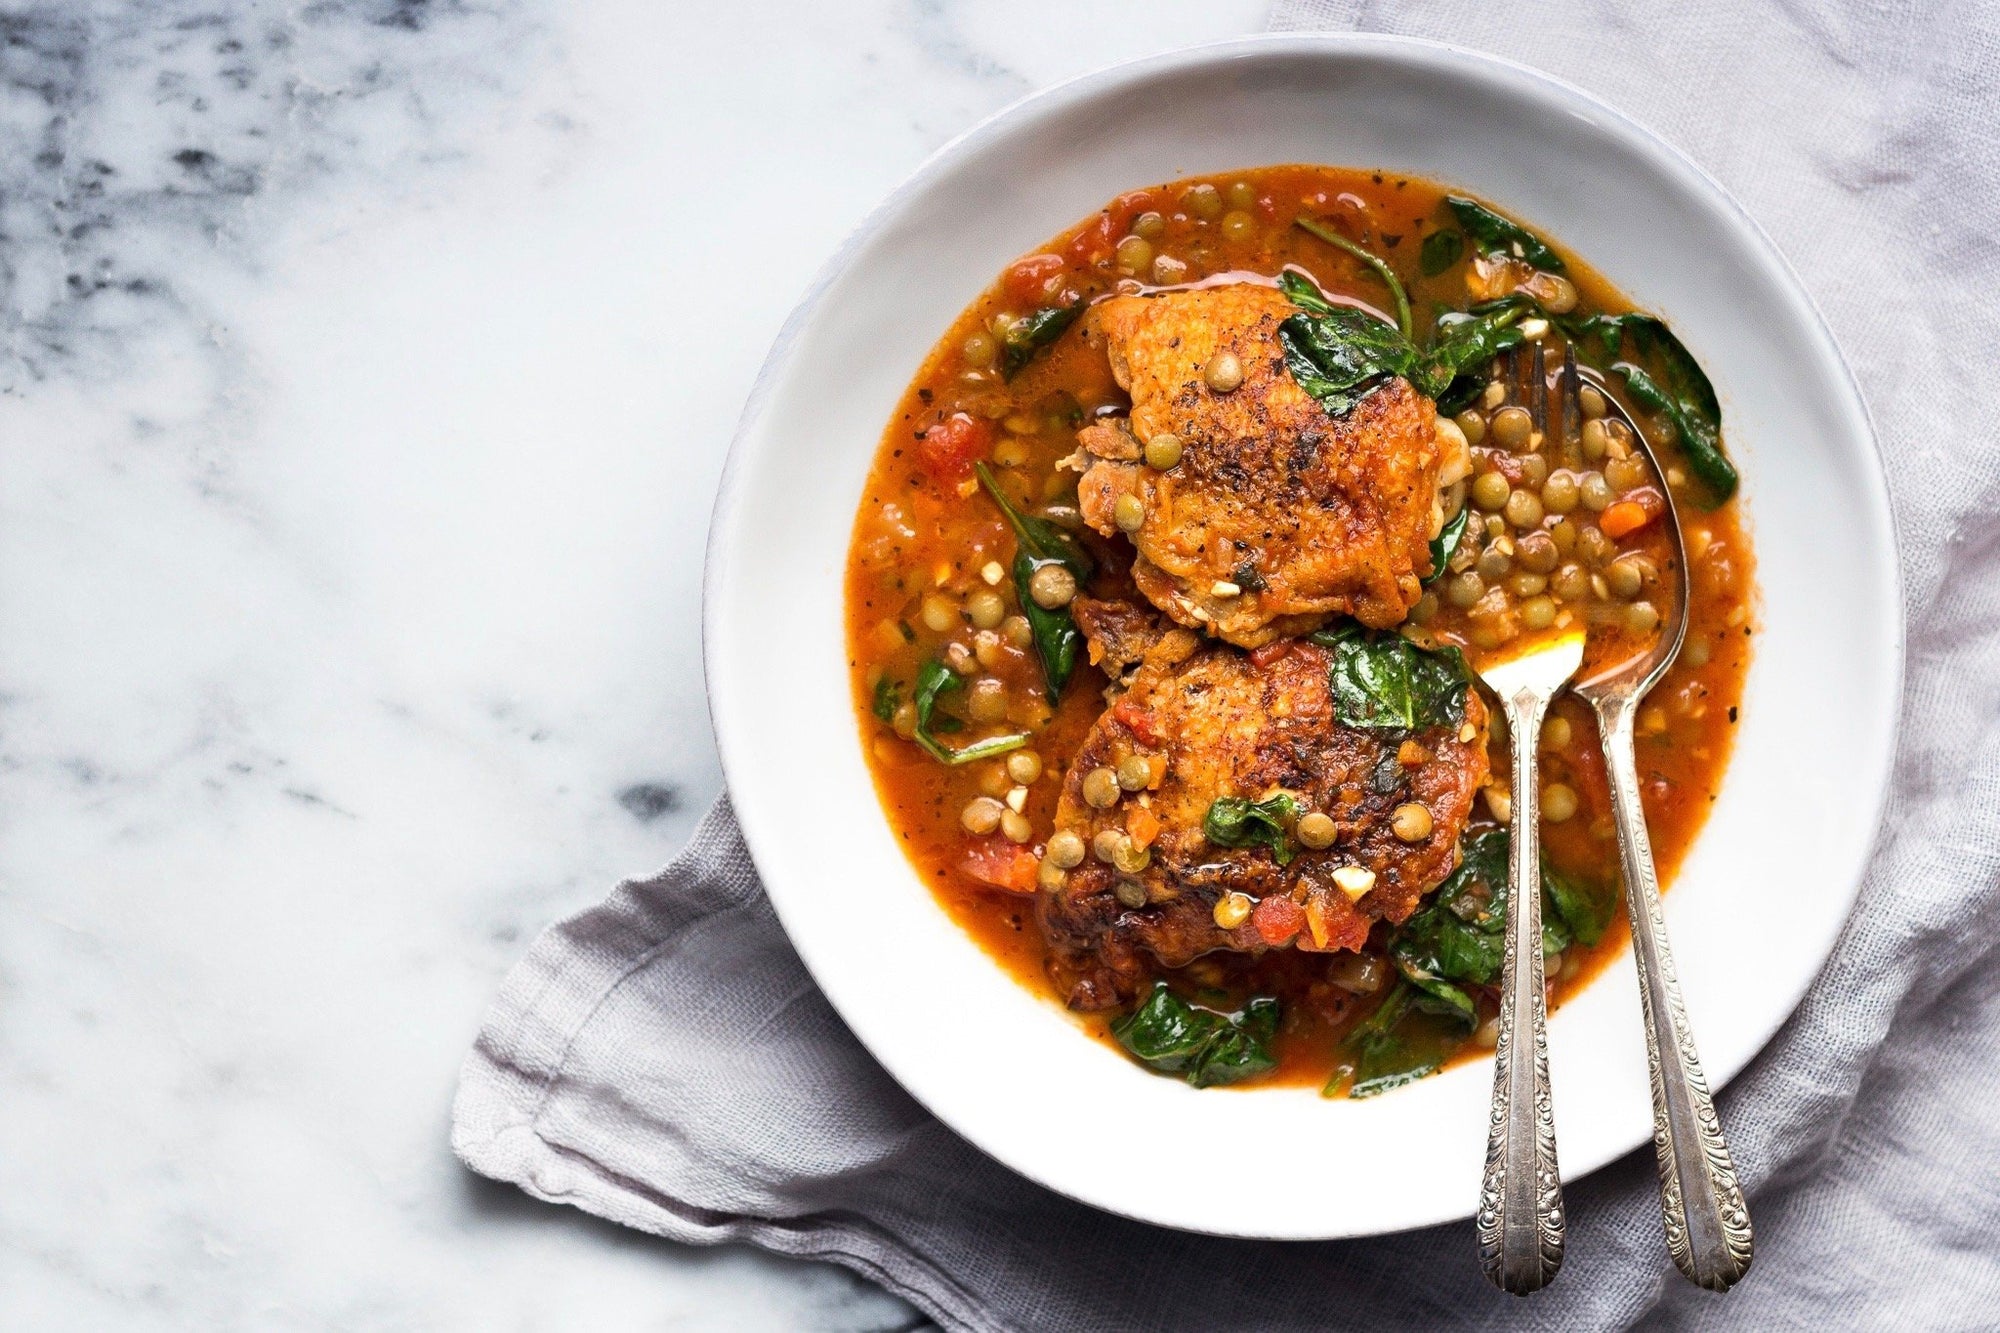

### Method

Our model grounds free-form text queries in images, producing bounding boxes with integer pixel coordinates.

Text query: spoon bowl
[1572,372,1691,703]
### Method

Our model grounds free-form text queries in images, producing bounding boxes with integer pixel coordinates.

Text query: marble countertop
[0,0,1271,1327]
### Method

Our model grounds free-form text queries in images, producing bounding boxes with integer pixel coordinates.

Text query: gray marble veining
[0,0,1265,1326]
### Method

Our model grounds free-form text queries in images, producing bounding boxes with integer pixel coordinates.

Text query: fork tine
[1559,341,1579,450]
[1529,341,1548,440]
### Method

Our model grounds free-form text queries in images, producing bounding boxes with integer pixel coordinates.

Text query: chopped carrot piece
[1127,805,1163,850]
[1599,500,1655,540]
[1303,895,1332,949]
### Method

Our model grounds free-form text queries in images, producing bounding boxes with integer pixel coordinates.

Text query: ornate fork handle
[1595,692,1754,1290]
[1477,685,1565,1295]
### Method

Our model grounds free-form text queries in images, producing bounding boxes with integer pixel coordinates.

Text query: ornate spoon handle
[1595,693,1753,1290]
[1477,685,1565,1295]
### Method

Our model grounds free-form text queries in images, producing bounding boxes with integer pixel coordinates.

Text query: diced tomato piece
[1109,190,1155,231]
[1563,729,1607,820]
[960,839,1039,893]
[1249,641,1292,669]
[916,412,992,482]
[1112,699,1166,746]
[1066,212,1116,268]
[1252,895,1304,946]
[1003,253,1067,306]
[1126,805,1163,850]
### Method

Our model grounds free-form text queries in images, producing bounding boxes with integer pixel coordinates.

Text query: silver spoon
[1471,623,1584,1295]
[1565,354,1754,1291]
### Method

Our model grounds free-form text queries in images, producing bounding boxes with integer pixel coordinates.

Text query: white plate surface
[705,35,1900,1239]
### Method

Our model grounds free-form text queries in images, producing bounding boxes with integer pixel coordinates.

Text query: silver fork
[1470,341,1580,1295]
[1553,348,1755,1291]
[1472,623,1583,1296]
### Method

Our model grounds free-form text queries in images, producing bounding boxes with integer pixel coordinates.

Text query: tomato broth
[844,165,1753,1094]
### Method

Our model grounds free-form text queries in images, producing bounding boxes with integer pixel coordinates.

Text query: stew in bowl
[845,165,1754,1099]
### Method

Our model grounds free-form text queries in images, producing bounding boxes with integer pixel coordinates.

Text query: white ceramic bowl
[705,35,1899,1239]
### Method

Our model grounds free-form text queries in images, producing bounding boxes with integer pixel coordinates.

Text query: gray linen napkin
[454,3,2000,1327]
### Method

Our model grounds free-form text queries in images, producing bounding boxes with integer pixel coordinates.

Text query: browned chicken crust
[1038,602,1491,1011]
[1075,284,1443,648]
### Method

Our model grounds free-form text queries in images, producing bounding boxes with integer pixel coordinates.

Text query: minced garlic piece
[1332,865,1377,900]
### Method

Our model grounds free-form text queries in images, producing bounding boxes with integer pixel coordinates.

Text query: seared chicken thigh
[1076,284,1449,648]
[1040,598,1490,1011]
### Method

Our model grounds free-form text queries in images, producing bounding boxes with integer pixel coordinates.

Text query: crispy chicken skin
[1040,600,1491,1011]
[1075,284,1444,648]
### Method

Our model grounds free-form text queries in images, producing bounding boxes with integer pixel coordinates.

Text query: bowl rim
[703,31,1904,1238]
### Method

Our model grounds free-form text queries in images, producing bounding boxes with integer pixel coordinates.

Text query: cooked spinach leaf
[1342,986,1430,1096]
[1560,311,1735,505]
[1276,268,1338,316]
[1018,595,1082,700]
[1000,303,1082,377]
[1387,828,1619,1020]
[1277,276,1529,414]
[1420,228,1464,276]
[1433,373,1484,416]
[1277,289,1422,416]
[1445,196,1566,272]
[911,658,1028,765]
[1404,298,1536,416]
[1309,624,1471,733]
[976,463,1096,699]
[1388,828,1509,1020]
[1294,219,1412,339]
[1193,999,1282,1087]
[1203,793,1304,866]
[1333,982,1465,1098]
[871,677,901,724]
[1544,861,1618,949]
[1425,300,1533,390]
[1333,838,1611,1097]
[1615,363,1736,503]
[1425,506,1469,587]
[1563,312,1712,399]
[1112,982,1281,1088]
[1333,830,1617,1098]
